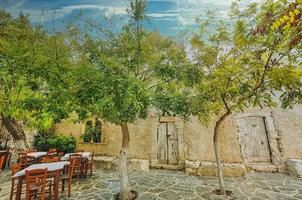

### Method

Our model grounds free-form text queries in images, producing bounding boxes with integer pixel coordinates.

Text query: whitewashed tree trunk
[213,111,231,195]
[119,122,133,200]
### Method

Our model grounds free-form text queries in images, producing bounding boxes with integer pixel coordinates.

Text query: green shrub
[34,132,76,153]
[81,126,101,143]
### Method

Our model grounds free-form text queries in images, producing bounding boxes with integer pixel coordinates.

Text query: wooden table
[13,161,69,200]
[26,151,47,163]
[61,152,91,161]
[26,151,47,159]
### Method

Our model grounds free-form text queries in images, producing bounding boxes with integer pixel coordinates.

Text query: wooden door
[238,117,271,163]
[157,122,179,165]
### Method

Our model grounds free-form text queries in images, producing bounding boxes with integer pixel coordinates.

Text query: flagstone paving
[0,169,301,200]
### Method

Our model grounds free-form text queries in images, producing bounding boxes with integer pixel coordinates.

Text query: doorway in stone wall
[157,122,179,165]
[238,116,272,163]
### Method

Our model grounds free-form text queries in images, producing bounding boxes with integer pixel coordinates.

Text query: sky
[0,0,235,36]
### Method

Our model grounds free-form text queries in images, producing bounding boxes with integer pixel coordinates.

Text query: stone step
[150,163,184,170]
[286,159,302,177]
[93,156,150,172]
[247,163,278,173]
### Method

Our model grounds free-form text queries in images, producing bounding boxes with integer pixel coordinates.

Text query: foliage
[34,132,76,153]
[0,9,75,135]
[69,5,186,126]
[81,126,102,143]
[156,0,302,194]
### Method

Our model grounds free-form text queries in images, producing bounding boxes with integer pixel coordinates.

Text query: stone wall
[271,105,302,160]
[55,105,302,177]
[55,114,159,159]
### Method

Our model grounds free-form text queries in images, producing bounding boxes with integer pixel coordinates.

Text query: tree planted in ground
[0,10,75,148]
[156,0,302,195]
[70,1,187,199]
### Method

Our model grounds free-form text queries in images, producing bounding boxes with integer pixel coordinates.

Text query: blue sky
[0,0,235,36]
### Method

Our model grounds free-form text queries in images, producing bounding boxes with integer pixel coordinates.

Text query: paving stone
[0,169,301,200]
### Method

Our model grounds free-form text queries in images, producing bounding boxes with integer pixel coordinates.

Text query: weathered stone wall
[55,105,302,177]
[55,115,158,159]
[271,105,302,160]
[183,114,242,163]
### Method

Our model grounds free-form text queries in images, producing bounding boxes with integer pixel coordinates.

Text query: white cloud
[147,13,179,18]
[176,0,233,7]
[177,16,195,26]
[61,4,127,18]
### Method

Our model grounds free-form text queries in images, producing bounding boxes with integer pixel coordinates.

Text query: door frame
[236,112,282,166]
[150,117,185,168]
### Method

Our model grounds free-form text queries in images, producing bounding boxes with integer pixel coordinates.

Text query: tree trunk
[2,116,28,149]
[119,122,133,200]
[213,111,231,195]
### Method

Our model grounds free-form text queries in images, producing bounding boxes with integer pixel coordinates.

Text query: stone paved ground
[0,169,301,200]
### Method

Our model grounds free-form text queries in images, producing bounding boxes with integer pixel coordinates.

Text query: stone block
[185,160,247,177]
[287,159,302,177]
[94,156,150,172]
[94,156,118,171]
[185,160,201,169]
[127,159,150,172]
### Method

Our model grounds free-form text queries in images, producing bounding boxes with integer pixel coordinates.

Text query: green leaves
[0,9,74,133]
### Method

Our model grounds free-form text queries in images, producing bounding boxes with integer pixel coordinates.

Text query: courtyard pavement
[0,169,301,200]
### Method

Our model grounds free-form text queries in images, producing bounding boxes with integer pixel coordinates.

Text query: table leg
[54,171,59,200]
[15,177,23,200]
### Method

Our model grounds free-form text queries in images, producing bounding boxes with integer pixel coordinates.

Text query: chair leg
[62,180,65,192]
[68,180,72,197]
[48,183,52,199]
[9,179,14,200]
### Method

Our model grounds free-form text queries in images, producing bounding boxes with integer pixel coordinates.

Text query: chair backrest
[25,168,48,199]
[11,163,22,176]
[0,156,4,171]
[25,168,48,181]
[57,151,64,158]
[24,149,37,154]
[18,153,28,167]
[41,156,60,163]
[69,154,82,166]
[68,159,76,178]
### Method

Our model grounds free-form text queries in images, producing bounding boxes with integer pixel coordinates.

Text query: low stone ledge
[93,156,150,172]
[94,156,118,171]
[127,159,150,172]
[185,160,248,177]
[287,159,302,178]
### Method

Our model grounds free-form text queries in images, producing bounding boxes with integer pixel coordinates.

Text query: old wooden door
[157,122,179,165]
[238,116,271,163]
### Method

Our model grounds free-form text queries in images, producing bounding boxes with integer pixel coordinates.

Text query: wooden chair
[10,163,22,200]
[47,149,57,157]
[60,159,75,197]
[24,149,37,154]
[18,153,33,169]
[86,151,94,176]
[57,151,64,158]
[0,150,8,170]
[25,168,48,200]
[40,156,60,163]
[0,156,4,172]
[69,154,83,180]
